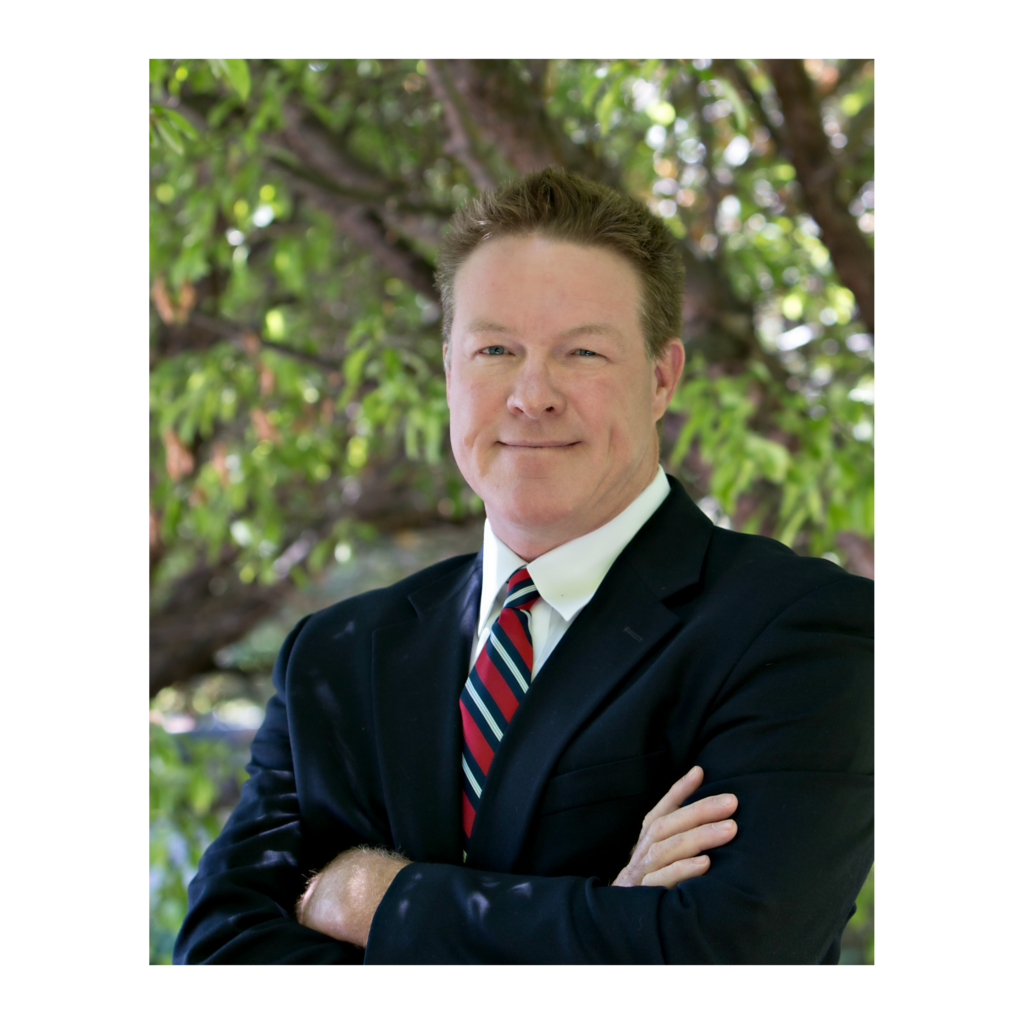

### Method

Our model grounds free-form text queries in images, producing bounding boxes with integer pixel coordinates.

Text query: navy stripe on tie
[462,744,486,791]
[485,618,532,694]
[465,668,509,737]
[462,754,483,806]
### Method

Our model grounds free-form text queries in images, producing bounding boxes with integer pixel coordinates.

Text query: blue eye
[482,345,507,355]
[575,348,598,357]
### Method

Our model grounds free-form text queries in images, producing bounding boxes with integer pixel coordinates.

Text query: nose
[506,357,566,419]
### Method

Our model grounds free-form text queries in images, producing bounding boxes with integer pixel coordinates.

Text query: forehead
[452,234,643,336]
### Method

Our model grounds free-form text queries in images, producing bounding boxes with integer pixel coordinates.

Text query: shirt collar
[478,467,671,635]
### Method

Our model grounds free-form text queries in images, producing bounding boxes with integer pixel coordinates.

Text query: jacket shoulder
[699,525,872,620]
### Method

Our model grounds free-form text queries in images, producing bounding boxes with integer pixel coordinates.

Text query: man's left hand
[612,766,737,888]
[296,846,411,947]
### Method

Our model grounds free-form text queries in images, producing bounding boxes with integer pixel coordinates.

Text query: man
[174,168,873,964]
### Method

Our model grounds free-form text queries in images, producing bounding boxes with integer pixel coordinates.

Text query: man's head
[438,169,686,560]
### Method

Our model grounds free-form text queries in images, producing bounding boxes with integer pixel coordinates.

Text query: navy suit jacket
[174,477,873,964]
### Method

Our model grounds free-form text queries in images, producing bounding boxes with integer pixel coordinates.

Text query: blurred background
[149,58,874,964]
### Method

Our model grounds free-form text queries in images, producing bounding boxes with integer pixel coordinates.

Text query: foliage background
[149,58,874,964]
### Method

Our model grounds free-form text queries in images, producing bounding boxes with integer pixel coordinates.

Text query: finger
[644,819,737,874]
[642,766,704,829]
[641,855,712,888]
[644,792,738,846]
[616,810,735,888]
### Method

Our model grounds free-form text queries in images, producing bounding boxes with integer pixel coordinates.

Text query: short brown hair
[435,167,684,362]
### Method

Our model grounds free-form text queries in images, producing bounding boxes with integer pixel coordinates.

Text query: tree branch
[282,170,439,298]
[150,556,293,698]
[764,59,874,332]
[423,60,499,191]
[719,59,788,158]
[188,312,342,372]
[433,60,615,186]
[280,102,391,197]
[150,471,484,696]
[835,58,872,94]
[269,111,453,217]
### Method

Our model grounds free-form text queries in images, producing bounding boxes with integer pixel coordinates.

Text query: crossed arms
[295,765,739,947]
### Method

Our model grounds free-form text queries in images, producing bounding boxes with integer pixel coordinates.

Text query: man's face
[445,234,684,558]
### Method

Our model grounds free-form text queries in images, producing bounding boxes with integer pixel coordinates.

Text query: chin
[486,480,585,532]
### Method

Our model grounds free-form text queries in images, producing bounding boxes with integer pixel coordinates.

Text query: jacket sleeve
[363,574,874,964]
[172,616,366,964]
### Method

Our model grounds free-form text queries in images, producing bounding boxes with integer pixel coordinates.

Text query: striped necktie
[459,567,540,847]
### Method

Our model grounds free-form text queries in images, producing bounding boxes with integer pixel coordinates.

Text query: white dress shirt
[472,467,671,676]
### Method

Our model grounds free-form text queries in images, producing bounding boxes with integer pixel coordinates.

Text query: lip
[497,441,579,449]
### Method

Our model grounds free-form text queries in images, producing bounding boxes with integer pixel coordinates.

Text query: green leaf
[341,344,371,403]
[224,59,252,101]
[162,107,198,139]
[209,59,251,102]
[149,59,169,88]
[187,773,216,815]
[640,59,661,80]
[779,506,807,548]
[581,70,606,109]
[717,77,749,132]
[744,434,791,483]
[596,87,618,135]
[153,115,183,154]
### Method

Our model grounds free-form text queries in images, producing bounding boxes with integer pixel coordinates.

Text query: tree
[149,58,874,697]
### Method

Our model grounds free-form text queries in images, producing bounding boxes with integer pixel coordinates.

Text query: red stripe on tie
[475,644,521,722]
[460,699,494,775]
[462,791,476,837]
[508,567,531,590]
[497,608,534,673]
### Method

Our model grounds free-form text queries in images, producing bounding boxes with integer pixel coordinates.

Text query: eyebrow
[465,319,511,335]
[556,322,620,340]
[465,319,621,340]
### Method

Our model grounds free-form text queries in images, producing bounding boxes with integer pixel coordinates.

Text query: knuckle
[642,842,664,872]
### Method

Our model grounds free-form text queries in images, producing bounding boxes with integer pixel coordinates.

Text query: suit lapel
[467,478,714,872]
[371,552,481,864]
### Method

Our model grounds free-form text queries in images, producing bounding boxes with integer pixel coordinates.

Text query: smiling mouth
[498,441,579,449]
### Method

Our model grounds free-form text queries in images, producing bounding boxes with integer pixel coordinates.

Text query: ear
[652,338,685,419]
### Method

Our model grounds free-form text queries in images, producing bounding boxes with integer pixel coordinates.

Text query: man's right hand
[612,766,737,888]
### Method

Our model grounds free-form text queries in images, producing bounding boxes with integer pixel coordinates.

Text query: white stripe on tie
[489,632,529,694]
[462,755,482,798]
[506,584,537,604]
[465,679,503,741]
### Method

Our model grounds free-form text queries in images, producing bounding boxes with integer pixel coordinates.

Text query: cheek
[576,378,645,434]
[582,380,654,462]
[449,380,502,448]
